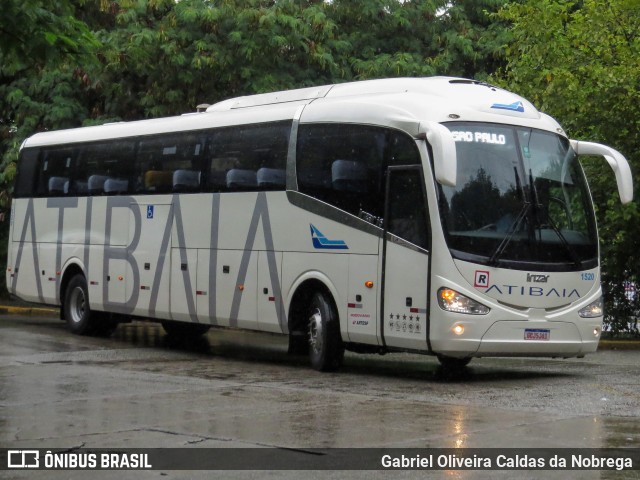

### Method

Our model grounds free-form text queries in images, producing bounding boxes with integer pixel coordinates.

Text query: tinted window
[137,133,206,193]
[15,122,292,198]
[36,147,78,196]
[387,169,429,250]
[440,122,598,268]
[77,140,136,195]
[296,124,420,218]
[206,122,291,192]
[14,149,39,198]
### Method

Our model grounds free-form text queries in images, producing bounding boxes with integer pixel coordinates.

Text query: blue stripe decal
[310,224,348,250]
[491,101,525,113]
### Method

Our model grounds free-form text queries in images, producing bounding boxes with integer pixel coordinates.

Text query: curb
[0,305,59,317]
[598,339,640,350]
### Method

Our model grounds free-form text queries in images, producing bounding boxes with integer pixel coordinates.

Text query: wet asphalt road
[1,313,639,480]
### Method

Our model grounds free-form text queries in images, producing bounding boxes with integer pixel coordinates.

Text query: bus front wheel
[307,291,344,372]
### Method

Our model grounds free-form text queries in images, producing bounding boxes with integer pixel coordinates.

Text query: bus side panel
[346,253,380,345]
[196,248,212,324]
[257,250,284,333]
[130,202,172,319]
[214,249,258,329]
[8,198,42,302]
[9,198,64,305]
[87,244,105,311]
[176,193,261,329]
[9,241,41,303]
[282,253,349,338]
[170,247,198,322]
[11,199,34,243]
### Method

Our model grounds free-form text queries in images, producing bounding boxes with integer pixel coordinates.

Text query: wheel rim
[69,286,86,324]
[308,308,324,355]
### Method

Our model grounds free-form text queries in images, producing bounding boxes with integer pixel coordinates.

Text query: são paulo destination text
[381,454,633,470]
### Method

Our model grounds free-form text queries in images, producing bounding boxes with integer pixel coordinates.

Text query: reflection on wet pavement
[1,313,640,479]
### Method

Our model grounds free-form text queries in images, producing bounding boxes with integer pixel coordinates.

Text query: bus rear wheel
[64,274,100,335]
[307,291,344,372]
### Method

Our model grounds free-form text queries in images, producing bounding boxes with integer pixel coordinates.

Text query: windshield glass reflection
[439,123,598,270]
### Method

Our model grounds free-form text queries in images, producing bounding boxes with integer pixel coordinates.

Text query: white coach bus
[6,77,633,370]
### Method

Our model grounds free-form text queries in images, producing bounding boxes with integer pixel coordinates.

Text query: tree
[81,0,345,120]
[494,0,640,334]
[0,0,99,189]
[0,0,510,297]
[327,0,509,80]
[84,0,509,120]
[0,0,99,297]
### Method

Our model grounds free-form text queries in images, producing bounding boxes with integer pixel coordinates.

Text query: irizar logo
[527,273,550,283]
[310,224,348,250]
[491,101,525,113]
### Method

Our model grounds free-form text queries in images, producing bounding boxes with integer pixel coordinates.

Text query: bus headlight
[438,288,490,315]
[578,297,603,318]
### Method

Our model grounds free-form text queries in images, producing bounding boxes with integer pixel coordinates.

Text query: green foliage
[6,0,637,337]
[494,0,640,334]
[0,0,509,299]
[84,0,507,119]
[3,0,637,334]
[0,0,505,288]
[0,1,100,253]
[0,0,99,78]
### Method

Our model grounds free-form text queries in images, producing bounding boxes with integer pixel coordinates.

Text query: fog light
[453,324,465,336]
[593,327,600,337]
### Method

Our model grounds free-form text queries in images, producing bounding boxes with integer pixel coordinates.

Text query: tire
[64,274,98,335]
[307,291,344,372]
[287,332,308,355]
[437,355,472,370]
[161,320,210,338]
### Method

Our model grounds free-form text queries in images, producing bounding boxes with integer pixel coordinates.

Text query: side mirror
[570,140,634,204]
[420,122,457,187]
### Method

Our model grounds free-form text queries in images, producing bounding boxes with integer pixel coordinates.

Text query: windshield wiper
[544,216,582,267]
[489,201,530,266]
[488,167,527,266]
[528,169,582,267]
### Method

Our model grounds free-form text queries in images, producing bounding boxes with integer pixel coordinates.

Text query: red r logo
[474,270,490,288]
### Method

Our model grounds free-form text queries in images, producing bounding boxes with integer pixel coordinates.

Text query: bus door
[381,166,430,350]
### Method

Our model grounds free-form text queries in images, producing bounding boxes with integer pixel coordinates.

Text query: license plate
[524,328,550,341]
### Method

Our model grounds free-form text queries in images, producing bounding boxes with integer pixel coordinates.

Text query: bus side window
[79,140,136,196]
[296,124,384,218]
[37,148,77,197]
[14,148,40,198]
[297,125,421,221]
[137,134,204,194]
[206,121,291,192]
[387,170,429,250]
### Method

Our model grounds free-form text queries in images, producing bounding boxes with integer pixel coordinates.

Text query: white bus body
[6,77,633,370]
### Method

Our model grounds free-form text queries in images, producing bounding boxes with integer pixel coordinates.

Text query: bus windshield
[439,122,598,270]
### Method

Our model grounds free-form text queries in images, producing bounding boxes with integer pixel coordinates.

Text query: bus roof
[23,77,564,148]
